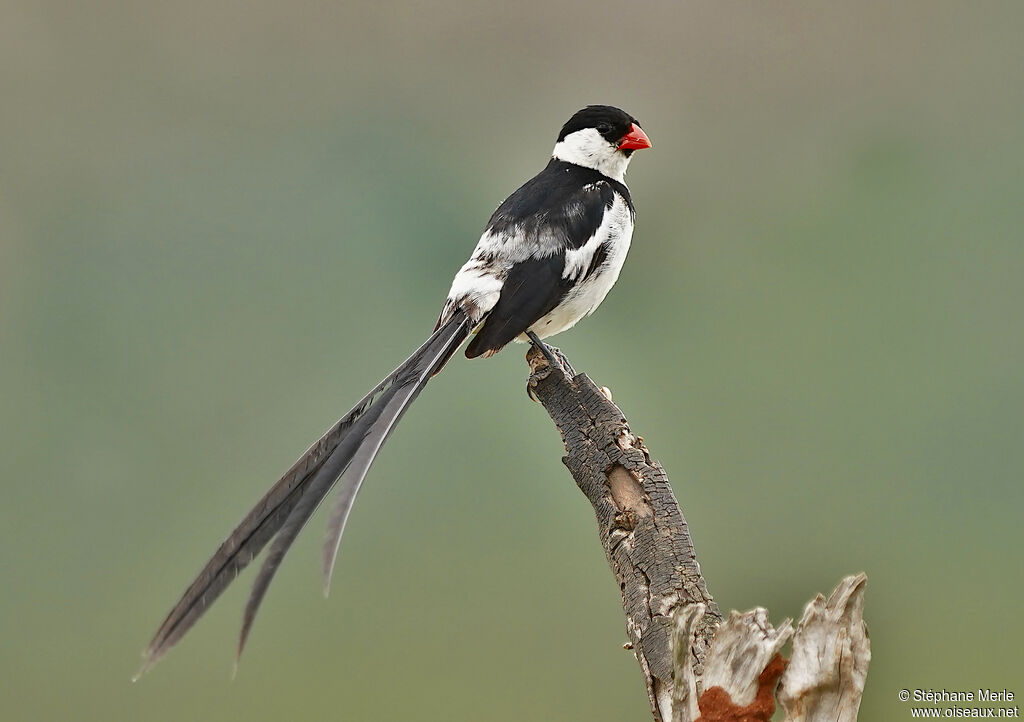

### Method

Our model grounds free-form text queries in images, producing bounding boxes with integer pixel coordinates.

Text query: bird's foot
[545,345,576,377]
[525,333,576,400]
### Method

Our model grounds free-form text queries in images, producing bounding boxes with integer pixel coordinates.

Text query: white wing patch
[530,193,633,339]
[442,189,633,339]
[561,188,630,282]
[561,186,629,282]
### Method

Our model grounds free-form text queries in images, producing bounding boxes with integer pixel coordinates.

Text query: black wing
[485,160,631,255]
[464,162,628,358]
[464,253,569,357]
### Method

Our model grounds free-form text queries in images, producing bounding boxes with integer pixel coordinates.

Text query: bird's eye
[596,123,612,134]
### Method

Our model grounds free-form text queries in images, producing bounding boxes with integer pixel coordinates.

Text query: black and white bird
[137,105,652,675]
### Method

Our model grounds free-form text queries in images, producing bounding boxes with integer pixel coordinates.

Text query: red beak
[618,123,652,151]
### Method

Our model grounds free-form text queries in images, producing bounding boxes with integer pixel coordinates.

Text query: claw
[547,346,577,377]
[525,331,576,377]
[524,333,577,400]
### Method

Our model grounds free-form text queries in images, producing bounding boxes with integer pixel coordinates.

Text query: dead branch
[525,349,870,722]
[526,347,721,721]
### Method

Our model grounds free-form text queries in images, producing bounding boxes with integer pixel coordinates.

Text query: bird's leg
[526,331,560,402]
[526,332,576,376]
[527,331,561,368]
[547,345,576,377]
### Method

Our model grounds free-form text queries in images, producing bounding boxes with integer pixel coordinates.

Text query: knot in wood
[612,509,639,532]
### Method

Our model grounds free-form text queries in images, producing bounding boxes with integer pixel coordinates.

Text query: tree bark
[525,348,721,721]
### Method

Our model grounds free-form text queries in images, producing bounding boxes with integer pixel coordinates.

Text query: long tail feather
[233,396,395,661]
[321,317,468,594]
[237,314,468,658]
[136,310,468,677]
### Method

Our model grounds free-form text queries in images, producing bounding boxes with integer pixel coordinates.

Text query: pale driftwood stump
[525,348,870,722]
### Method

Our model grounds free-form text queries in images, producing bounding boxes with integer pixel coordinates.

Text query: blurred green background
[2,1,1022,720]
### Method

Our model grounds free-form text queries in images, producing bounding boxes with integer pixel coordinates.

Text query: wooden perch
[525,348,870,722]
[526,347,722,721]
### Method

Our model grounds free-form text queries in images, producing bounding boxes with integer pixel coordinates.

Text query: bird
[136,104,652,677]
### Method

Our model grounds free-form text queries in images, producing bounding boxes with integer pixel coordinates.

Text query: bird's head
[552,105,652,182]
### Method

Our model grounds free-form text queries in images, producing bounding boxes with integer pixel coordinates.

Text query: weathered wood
[525,348,870,721]
[526,347,722,722]
[702,608,793,704]
[670,603,706,722]
[667,576,869,722]
[687,608,793,721]
[778,574,870,722]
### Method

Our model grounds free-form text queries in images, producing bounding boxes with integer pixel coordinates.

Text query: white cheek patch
[552,128,631,181]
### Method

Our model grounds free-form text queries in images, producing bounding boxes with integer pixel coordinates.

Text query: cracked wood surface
[525,347,722,722]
